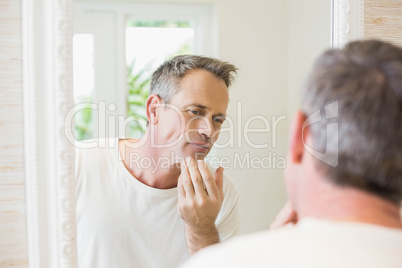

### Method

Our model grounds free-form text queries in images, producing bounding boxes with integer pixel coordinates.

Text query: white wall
[288,0,332,118]
[217,0,331,234]
[212,0,289,234]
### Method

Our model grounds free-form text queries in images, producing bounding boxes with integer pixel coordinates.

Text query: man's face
[154,69,229,160]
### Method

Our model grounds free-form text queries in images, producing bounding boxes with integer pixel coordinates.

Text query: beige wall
[0,0,28,267]
[364,0,402,47]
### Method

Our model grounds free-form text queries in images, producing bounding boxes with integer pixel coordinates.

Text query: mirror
[21,0,361,266]
[71,0,333,237]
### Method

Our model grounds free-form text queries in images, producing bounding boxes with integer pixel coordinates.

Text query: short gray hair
[150,55,237,102]
[302,40,402,203]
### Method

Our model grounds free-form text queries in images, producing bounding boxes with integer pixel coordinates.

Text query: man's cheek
[162,126,183,143]
[211,128,221,143]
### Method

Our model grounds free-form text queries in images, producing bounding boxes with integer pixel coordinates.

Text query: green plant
[126,20,191,28]
[126,42,193,138]
[74,96,94,141]
[126,59,151,137]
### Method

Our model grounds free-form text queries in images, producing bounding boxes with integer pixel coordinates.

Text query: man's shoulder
[75,138,118,152]
[75,138,118,156]
[182,220,402,268]
[181,230,274,268]
[75,138,119,170]
[182,227,320,268]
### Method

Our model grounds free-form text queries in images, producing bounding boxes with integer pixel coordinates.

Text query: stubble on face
[155,69,229,161]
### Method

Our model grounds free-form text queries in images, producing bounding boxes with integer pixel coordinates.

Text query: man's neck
[119,138,181,189]
[298,179,402,229]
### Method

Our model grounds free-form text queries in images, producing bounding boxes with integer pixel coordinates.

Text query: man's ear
[289,110,308,164]
[146,94,163,125]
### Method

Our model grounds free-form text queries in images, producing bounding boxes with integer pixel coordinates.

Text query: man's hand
[270,201,298,230]
[177,157,224,255]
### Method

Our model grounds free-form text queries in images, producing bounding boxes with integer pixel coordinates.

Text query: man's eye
[190,110,200,115]
[213,117,224,124]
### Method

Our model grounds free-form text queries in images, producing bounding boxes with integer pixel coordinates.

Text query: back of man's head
[302,40,402,204]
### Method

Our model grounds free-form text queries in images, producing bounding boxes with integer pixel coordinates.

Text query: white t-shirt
[182,218,402,268]
[75,138,240,268]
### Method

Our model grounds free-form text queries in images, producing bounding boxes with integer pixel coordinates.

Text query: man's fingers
[177,175,186,199]
[180,158,224,200]
[270,201,298,230]
[186,157,207,196]
[214,167,224,199]
[279,201,297,223]
[197,160,219,198]
[177,159,224,234]
[181,160,195,197]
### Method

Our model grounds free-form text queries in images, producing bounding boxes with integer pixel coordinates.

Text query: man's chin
[193,152,208,161]
[182,150,209,161]
[187,143,210,155]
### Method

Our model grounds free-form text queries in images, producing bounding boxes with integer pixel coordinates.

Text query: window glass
[125,20,195,137]
[73,34,95,141]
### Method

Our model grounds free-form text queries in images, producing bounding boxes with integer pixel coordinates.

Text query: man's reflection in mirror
[75,55,240,268]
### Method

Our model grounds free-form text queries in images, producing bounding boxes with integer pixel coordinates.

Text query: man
[182,40,402,267]
[75,55,240,268]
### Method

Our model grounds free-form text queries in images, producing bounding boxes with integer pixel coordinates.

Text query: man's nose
[196,117,214,138]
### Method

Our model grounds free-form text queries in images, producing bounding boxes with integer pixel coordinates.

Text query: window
[73,34,95,140]
[125,20,195,137]
[73,3,215,141]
